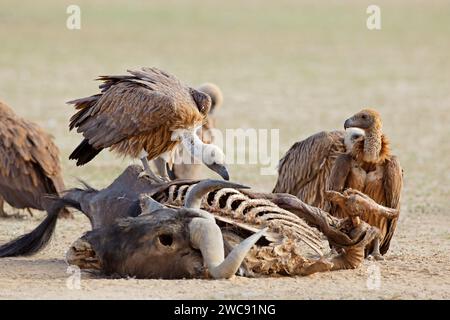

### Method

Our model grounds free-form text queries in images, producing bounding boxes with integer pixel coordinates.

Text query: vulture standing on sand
[273,109,403,257]
[68,67,229,182]
[0,100,71,218]
[153,82,224,179]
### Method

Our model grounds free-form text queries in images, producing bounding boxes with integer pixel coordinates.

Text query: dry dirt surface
[0,0,449,299]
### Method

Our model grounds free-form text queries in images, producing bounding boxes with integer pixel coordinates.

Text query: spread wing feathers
[273,131,346,210]
[68,67,205,151]
[380,155,403,254]
[0,102,64,209]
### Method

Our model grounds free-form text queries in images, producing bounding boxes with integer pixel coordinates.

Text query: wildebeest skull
[66,180,266,279]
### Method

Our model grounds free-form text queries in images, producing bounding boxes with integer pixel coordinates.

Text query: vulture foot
[140,156,169,183]
[138,170,168,184]
[368,254,384,261]
[367,237,384,261]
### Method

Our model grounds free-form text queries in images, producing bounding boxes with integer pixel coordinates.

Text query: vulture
[68,67,229,182]
[273,109,403,257]
[153,82,224,180]
[0,100,71,218]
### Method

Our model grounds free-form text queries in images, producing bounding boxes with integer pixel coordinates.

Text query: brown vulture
[0,100,71,218]
[273,109,403,257]
[153,82,224,180]
[68,67,229,182]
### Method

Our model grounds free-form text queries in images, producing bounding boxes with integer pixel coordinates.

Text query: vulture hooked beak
[177,130,230,180]
[344,118,352,130]
[206,162,230,181]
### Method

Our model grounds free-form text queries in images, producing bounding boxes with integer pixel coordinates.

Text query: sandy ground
[0,201,448,300]
[0,0,449,299]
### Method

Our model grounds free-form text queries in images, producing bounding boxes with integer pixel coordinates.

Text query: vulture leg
[152,157,174,181]
[152,157,164,176]
[0,197,7,218]
[368,237,384,261]
[139,156,165,183]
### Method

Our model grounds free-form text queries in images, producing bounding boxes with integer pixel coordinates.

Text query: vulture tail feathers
[0,198,78,257]
[69,139,102,166]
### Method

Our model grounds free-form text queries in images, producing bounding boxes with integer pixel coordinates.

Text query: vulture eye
[361,114,367,120]
[158,234,173,247]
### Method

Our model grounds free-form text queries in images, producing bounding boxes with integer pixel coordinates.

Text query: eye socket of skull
[158,233,174,247]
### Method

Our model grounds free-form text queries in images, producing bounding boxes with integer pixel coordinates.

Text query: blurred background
[0,0,448,213]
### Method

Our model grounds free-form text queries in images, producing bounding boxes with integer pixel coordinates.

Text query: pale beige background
[0,0,449,299]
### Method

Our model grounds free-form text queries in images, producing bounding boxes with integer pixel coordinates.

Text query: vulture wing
[327,153,353,192]
[68,67,206,163]
[0,102,64,210]
[273,131,346,211]
[380,155,403,254]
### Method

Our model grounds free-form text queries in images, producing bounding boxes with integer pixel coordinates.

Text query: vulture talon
[138,171,167,184]
[368,253,384,261]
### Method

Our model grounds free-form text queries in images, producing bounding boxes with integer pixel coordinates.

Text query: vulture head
[344,108,382,132]
[67,180,266,279]
[189,88,212,116]
[197,83,224,114]
[343,109,386,163]
[173,127,230,180]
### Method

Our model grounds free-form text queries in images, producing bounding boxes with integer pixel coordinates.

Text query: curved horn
[184,180,250,209]
[139,194,164,214]
[189,217,266,279]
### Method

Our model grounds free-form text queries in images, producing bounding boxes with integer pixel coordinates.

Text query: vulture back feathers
[0,100,68,216]
[68,67,212,166]
[273,130,346,211]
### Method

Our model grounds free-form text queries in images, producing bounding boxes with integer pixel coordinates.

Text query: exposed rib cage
[156,183,325,259]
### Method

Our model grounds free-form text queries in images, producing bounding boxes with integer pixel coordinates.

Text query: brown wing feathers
[0,101,66,211]
[68,67,208,165]
[273,130,346,210]
[380,155,403,254]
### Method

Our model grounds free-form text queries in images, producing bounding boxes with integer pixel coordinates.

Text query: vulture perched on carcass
[153,82,224,180]
[68,67,229,182]
[0,100,71,218]
[273,109,403,257]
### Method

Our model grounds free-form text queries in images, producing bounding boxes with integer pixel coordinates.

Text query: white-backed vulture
[0,100,71,218]
[329,109,403,257]
[68,67,229,182]
[155,82,224,180]
[273,109,403,257]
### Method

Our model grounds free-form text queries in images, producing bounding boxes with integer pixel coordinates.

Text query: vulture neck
[352,128,390,165]
[177,129,207,164]
[362,124,383,163]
